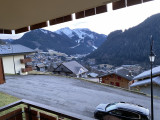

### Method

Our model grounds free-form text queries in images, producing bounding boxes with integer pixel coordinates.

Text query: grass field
[0,92,19,107]
[0,92,20,116]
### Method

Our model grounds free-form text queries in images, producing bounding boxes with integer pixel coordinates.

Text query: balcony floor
[0,75,160,119]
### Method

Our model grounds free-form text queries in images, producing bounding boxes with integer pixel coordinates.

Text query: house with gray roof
[130,66,160,97]
[99,68,133,89]
[35,63,46,72]
[53,61,88,78]
[0,44,35,75]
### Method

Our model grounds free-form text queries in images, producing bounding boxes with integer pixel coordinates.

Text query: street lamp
[149,35,156,120]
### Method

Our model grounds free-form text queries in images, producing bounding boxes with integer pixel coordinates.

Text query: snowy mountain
[55,27,107,49]
[12,27,107,55]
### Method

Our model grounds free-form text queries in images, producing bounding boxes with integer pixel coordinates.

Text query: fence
[0,99,93,120]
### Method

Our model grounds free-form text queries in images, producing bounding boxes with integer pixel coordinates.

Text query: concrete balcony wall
[20,58,32,64]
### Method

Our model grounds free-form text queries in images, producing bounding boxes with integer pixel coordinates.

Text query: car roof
[106,102,149,116]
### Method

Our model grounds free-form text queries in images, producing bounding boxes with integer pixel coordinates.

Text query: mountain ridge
[12,27,107,55]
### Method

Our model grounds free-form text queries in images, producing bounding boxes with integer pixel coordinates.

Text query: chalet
[35,63,46,72]
[130,66,160,97]
[99,68,133,89]
[0,44,34,75]
[53,61,88,78]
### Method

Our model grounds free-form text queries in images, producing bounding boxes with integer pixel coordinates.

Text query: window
[109,110,140,119]
[117,76,121,80]
[115,82,120,87]
[110,82,114,85]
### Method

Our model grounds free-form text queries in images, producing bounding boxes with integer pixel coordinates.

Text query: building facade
[0,44,34,75]
[101,73,132,89]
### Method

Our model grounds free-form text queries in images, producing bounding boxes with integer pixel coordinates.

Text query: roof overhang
[0,52,35,57]
[0,0,153,34]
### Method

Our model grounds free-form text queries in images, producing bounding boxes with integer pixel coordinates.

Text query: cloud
[0,33,24,40]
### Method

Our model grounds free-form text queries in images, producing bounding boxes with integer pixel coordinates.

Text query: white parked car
[94,102,150,120]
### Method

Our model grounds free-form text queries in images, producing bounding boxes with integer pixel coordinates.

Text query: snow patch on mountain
[76,39,82,43]
[55,27,74,38]
[74,29,87,39]
[92,45,97,49]
[70,44,80,49]
[88,34,94,39]
[40,29,48,34]
[50,34,55,38]
[55,30,62,35]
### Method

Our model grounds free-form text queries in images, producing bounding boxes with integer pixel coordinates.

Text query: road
[0,75,159,119]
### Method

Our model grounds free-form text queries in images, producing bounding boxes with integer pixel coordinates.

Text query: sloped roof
[88,73,98,78]
[130,76,160,87]
[133,66,160,80]
[36,63,45,68]
[62,61,88,75]
[0,44,35,56]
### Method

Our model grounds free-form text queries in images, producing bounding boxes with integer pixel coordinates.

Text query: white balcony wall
[2,55,25,74]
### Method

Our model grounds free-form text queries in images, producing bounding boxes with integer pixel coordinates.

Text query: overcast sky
[0,0,160,39]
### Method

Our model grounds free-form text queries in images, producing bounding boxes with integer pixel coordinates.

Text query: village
[0,44,159,98]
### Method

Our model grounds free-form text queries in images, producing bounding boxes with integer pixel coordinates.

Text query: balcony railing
[0,99,93,120]
[21,66,32,73]
[20,58,32,64]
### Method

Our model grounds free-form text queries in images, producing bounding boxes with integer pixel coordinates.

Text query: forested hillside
[86,13,160,66]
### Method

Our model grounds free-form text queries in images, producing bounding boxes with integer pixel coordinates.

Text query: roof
[36,63,45,68]
[0,0,151,34]
[88,73,98,78]
[0,44,35,56]
[62,61,88,75]
[133,66,160,80]
[130,76,160,87]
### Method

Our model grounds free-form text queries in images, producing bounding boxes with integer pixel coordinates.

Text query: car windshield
[105,103,118,111]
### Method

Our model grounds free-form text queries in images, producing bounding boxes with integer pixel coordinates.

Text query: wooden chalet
[53,61,88,78]
[99,69,133,89]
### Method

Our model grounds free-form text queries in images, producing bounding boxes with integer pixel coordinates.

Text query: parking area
[0,75,160,119]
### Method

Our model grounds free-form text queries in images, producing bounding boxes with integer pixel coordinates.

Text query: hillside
[85,13,160,66]
[12,28,107,55]
[0,39,6,45]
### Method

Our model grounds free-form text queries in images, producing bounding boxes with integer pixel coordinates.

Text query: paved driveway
[0,75,160,119]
